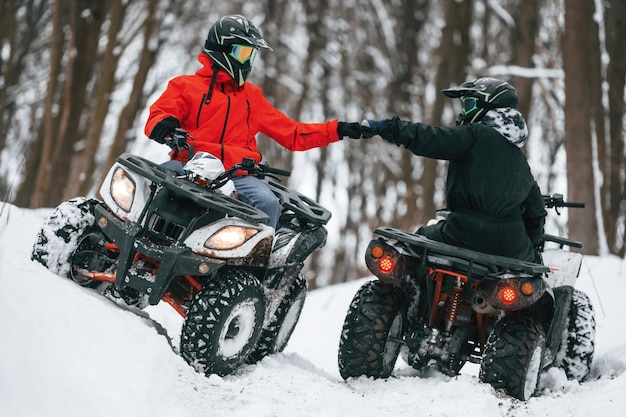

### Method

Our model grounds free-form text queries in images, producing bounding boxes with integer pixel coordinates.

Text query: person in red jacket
[145,14,360,227]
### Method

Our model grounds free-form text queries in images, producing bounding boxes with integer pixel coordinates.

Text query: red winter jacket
[145,53,340,169]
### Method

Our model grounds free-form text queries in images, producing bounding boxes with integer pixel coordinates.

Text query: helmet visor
[230,44,257,64]
[461,96,479,116]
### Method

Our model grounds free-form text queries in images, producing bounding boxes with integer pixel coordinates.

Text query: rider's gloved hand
[360,119,384,139]
[337,121,362,139]
[149,116,180,144]
[165,128,188,150]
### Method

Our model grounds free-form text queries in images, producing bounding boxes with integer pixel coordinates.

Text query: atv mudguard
[542,248,583,288]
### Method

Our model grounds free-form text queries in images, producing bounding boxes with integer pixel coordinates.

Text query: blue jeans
[160,160,281,228]
[233,176,281,228]
[160,160,185,174]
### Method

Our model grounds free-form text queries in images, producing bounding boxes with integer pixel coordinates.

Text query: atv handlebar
[543,193,584,215]
[538,193,584,249]
[238,158,292,179]
[208,158,291,192]
[161,129,292,191]
[165,128,195,153]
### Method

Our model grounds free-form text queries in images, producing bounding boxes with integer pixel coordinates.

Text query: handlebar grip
[542,234,583,248]
[265,167,291,177]
[563,202,585,208]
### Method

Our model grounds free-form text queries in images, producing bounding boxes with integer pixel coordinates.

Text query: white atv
[32,130,331,376]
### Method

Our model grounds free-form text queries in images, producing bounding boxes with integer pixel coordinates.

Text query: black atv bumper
[94,204,225,305]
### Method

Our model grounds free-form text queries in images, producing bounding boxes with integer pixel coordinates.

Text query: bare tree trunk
[28,0,64,208]
[101,0,162,177]
[395,0,430,231]
[0,0,43,151]
[30,0,108,207]
[510,0,540,120]
[563,0,600,254]
[64,0,127,199]
[603,0,626,255]
[10,1,56,207]
[420,0,472,225]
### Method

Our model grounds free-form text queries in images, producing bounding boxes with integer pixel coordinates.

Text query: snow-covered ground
[1,202,625,417]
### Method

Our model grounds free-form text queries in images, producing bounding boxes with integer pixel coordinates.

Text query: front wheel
[338,281,406,380]
[480,316,545,401]
[556,289,596,381]
[248,273,308,363]
[31,197,104,288]
[180,270,265,376]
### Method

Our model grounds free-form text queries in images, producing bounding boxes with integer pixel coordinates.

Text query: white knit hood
[481,107,529,148]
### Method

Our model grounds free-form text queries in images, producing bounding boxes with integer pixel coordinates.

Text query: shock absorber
[445,279,464,332]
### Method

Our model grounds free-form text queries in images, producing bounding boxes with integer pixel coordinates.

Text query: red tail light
[500,286,517,304]
[379,257,394,273]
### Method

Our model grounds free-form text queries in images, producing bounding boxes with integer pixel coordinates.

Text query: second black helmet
[442,77,519,125]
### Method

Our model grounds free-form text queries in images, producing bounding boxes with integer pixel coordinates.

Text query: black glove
[360,119,384,139]
[149,116,180,144]
[337,121,362,139]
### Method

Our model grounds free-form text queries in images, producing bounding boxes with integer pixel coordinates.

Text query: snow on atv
[32,128,331,376]
[337,194,595,401]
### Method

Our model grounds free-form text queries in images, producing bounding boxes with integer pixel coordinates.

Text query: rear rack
[375,227,549,275]
[268,181,331,226]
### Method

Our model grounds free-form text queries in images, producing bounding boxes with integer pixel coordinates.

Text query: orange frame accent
[426,267,488,352]
[162,275,203,318]
[76,245,203,319]
[428,268,468,327]
[163,292,187,317]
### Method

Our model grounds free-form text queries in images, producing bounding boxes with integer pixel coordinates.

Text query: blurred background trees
[1,0,624,286]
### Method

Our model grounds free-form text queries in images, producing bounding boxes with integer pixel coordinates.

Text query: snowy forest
[1,0,625,287]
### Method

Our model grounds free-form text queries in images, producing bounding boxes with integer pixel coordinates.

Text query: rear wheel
[180,270,265,376]
[248,273,308,363]
[338,281,406,380]
[480,316,545,401]
[556,289,596,381]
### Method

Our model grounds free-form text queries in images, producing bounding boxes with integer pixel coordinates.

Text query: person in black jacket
[361,77,546,263]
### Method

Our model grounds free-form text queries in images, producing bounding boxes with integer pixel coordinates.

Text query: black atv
[337,194,595,400]
[32,135,331,377]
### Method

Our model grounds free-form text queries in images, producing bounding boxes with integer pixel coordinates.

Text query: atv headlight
[110,168,135,212]
[205,226,259,250]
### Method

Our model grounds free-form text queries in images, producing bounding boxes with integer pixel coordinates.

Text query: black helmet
[203,15,271,86]
[442,77,519,125]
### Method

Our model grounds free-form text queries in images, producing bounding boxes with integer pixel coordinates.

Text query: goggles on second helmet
[460,96,479,116]
[230,44,257,64]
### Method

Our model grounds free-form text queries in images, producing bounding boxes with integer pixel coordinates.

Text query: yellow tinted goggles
[230,44,257,64]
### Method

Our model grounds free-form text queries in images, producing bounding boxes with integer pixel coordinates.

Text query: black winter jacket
[378,112,546,262]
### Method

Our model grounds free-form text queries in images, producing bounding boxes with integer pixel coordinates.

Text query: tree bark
[28,0,64,208]
[563,0,600,254]
[100,0,162,179]
[510,0,540,120]
[30,0,109,207]
[420,0,472,225]
[64,0,126,199]
[603,0,626,255]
